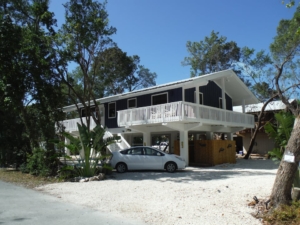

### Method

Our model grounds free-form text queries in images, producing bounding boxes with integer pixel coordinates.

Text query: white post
[222,78,226,110]
[206,132,214,140]
[195,87,199,117]
[179,130,189,164]
[143,132,151,146]
[227,133,233,140]
[65,138,70,156]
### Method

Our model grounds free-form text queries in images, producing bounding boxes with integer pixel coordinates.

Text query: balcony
[60,117,98,133]
[117,101,254,128]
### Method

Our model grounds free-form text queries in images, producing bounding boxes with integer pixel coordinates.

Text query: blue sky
[49,0,296,86]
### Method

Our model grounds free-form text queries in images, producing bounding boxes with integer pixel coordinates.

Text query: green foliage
[22,148,50,176]
[182,31,241,77]
[265,112,295,161]
[182,31,273,99]
[268,148,285,163]
[263,201,300,224]
[57,123,119,178]
[0,1,65,168]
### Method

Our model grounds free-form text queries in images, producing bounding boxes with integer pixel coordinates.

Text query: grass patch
[0,168,60,189]
[263,201,300,225]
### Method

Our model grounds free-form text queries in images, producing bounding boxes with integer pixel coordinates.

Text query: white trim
[127,98,137,108]
[219,97,223,109]
[151,92,169,105]
[108,102,116,119]
[194,91,203,105]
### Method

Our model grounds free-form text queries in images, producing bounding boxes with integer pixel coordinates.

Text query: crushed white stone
[36,158,278,225]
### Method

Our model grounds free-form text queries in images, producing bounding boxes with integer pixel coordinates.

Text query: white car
[109,146,186,173]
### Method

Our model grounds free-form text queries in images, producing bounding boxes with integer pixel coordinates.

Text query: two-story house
[61,69,259,165]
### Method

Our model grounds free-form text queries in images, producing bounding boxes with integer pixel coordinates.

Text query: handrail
[117,101,254,128]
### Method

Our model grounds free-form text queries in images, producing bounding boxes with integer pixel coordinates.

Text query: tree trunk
[244,125,259,159]
[244,97,275,159]
[270,116,300,207]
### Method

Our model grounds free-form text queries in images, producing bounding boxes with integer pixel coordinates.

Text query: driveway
[0,180,145,225]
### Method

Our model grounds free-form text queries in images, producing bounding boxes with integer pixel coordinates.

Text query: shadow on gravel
[108,159,278,183]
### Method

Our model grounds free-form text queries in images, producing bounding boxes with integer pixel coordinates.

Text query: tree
[267,7,300,207]
[0,0,65,170]
[67,46,157,99]
[94,46,137,96]
[123,64,157,92]
[97,49,157,95]
[56,0,116,130]
[182,31,241,77]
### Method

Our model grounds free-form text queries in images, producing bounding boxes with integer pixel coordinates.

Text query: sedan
[109,146,186,173]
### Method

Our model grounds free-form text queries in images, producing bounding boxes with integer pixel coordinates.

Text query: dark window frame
[127,98,137,108]
[151,92,168,105]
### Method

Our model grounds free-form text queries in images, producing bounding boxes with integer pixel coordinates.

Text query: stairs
[104,131,130,152]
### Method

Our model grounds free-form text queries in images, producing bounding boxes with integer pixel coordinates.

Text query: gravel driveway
[36,159,278,225]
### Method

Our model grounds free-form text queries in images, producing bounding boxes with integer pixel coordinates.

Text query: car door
[141,147,164,170]
[124,147,143,170]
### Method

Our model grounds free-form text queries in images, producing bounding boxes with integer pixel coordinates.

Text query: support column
[206,132,214,140]
[179,130,189,164]
[195,86,199,117]
[221,78,226,110]
[65,138,70,156]
[143,132,151,146]
[242,99,246,113]
[227,133,233,140]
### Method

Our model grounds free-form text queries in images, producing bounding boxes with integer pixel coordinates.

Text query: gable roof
[62,69,259,112]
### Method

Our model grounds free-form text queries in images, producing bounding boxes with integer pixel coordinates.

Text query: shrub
[23,148,50,176]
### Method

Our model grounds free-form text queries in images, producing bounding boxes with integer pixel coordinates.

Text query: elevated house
[60,70,259,165]
[233,99,296,156]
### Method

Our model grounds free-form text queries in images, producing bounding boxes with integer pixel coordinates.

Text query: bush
[263,201,300,224]
[24,148,50,176]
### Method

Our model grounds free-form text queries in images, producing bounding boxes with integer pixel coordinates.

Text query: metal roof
[233,99,295,113]
[62,69,259,112]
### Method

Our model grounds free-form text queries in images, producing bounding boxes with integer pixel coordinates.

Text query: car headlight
[175,156,185,161]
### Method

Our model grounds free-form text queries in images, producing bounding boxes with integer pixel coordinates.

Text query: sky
[49,0,296,86]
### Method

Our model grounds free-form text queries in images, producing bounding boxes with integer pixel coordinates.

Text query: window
[194,92,203,105]
[108,102,116,118]
[127,147,143,155]
[144,147,163,156]
[152,93,168,105]
[128,98,137,108]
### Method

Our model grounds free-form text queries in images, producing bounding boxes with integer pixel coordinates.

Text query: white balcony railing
[59,117,130,151]
[117,101,254,128]
[60,117,97,133]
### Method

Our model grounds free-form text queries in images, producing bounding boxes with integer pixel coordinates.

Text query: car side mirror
[157,153,161,156]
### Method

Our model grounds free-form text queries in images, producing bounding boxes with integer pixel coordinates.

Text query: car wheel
[166,162,176,173]
[116,163,127,173]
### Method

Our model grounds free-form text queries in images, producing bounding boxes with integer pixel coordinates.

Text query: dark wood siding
[183,81,232,110]
[185,87,196,103]
[200,81,232,110]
